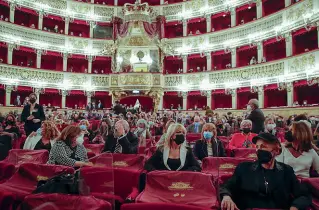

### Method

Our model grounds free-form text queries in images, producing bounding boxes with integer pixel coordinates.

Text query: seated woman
[144,123,201,172]
[193,123,226,161]
[23,121,59,151]
[276,121,319,178]
[134,119,151,147]
[156,119,175,148]
[47,125,92,167]
[92,119,112,144]
[1,114,20,138]
[264,118,277,135]
[78,119,93,143]
[216,119,228,136]
[228,120,257,149]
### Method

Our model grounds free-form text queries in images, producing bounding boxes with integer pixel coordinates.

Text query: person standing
[247,99,265,134]
[21,93,45,137]
[14,95,21,106]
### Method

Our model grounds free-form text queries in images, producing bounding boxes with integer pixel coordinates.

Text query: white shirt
[276,146,319,178]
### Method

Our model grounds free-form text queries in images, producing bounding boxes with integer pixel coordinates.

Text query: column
[285,32,293,57]
[36,49,42,69]
[231,89,237,109]
[85,91,93,104]
[206,91,212,108]
[285,0,291,7]
[206,52,212,71]
[317,23,319,48]
[7,44,15,65]
[114,0,118,6]
[61,90,68,108]
[160,0,165,4]
[87,56,93,73]
[256,0,263,19]
[206,14,211,33]
[257,86,264,108]
[182,19,187,37]
[63,53,68,71]
[182,92,188,110]
[231,48,237,68]
[5,85,13,106]
[286,82,293,106]
[64,17,70,35]
[157,95,163,110]
[9,3,15,23]
[91,0,94,3]
[89,21,95,38]
[38,12,44,30]
[34,88,42,104]
[257,42,263,63]
[230,8,236,27]
[182,55,188,73]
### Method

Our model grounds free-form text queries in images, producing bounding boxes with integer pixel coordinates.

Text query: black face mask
[242,128,251,134]
[6,120,14,125]
[257,150,273,164]
[217,124,223,129]
[285,130,294,142]
[29,98,36,104]
[173,134,185,145]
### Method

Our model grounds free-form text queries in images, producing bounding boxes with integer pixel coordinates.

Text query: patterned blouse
[47,141,88,167]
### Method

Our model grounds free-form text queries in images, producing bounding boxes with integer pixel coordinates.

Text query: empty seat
[232,148,257,159]
[121,203,213,210]
[301,178,319,210]
[21,193,112,210]
[186,133,201,143]
[0,163,74,209]
[91,153,145,170]
[136,171,218,208]
[3,149,49,165]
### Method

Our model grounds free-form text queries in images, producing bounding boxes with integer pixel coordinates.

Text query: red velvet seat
[121,203,213,210]
[21,193,112,210]
[91,153,145,170]
[301,178,319,210]
[186,133,201,143]
[0,162,15,183]
[84,144,104,155]
[232,148,257,159]
[3,149,49,166]
[136,171,218,208]
[0,163,74,209]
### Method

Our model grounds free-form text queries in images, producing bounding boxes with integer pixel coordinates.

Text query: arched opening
[120,96,154,112]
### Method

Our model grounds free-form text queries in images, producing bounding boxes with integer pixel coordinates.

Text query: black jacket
[247,108,265,134]
[220,161,312,210]
[21,103,45,133]
[144,147,201,172]
[103,131,138,154]
[193,138,226,161]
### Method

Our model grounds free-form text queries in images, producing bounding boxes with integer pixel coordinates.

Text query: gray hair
[240,119,252,128]
[249,99,259,108]
[137,119,148,128]
[115,120,130,133]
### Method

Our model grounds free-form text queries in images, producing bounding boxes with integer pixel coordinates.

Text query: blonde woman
[156,119,175,148]
[23,121,60,151]
[144,123,201,172]
[78,119,93,143]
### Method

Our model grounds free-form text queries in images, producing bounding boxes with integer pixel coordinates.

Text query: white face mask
[247,105,252,111]
[266,124,276,130]
[138,127,144,132]
[76,134,84,145]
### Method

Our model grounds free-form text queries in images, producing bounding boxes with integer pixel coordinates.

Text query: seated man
[187,116,203,134]
[220,132,311,210]
[103,120,138,154]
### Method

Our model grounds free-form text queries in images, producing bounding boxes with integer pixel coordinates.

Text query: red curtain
[67,56,88,73]
[14,8,38,28]
[94,0,114,5]
[294,85,319,105]
[187,94,206,110]
[212,93,232,109]
[41,52,63,71]
[237,46,257,67]
[211,13,230,32]
[237,89,258,109]
[236,5,256,25]
[0,45,7,64]
[188,18,206,35]
[12,48,36,68]
[92,57,112,74]
[141,0,160,5]
[262,0,285,16]
[69,22,89,37]
[120,96,154,112]
[40,91,61,108]
[92,92,111,108]
[293,29,318,56]
[118,0,135,6]
[66,91,86,109]
[43,16,64,32]
[0,88,4,106]
[264,87,287,108]
[163,95,182,109]
[188,54,207,72]
[164,22,183,38]
[164,57,182,74]
[264,39,286,61]
[143,22,158,38]
[212,51,231,70]
[0,4,9,20]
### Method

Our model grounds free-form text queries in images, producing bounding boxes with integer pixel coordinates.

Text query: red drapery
[14,8,38,28]
[212,92,232,109]
[141,0,160,5]
[0,4,9,20]
[66,91,86,109]
[164,56,182,74]
[262,0,285,16]
[113,17,130,38]
[0,88,4,106]
[263,38,286,61]
[188,18,206,35]
[143,22,158,38]
[264,85,287,107]
[67,56,88,73]
[43,15,64,32]
[40,89,61,107]
[41,52,63,71]
[0,45,7,64]
[292,29,318,56]
[92,92,111,108]
[69,21,89,37]
[188,54,207,72]
[163,94,182,109]
[211,13,230,32]
[212,51,231,70]
[118,0,135,6]
[237,46,257,67]
[12,48,36,68]
[120,96,153,112]
[92,57,112,74]
[237,88,258,109]
[187,93,206,110]
[164,21,183,38]
[294,84,319,105]
[236,4,257,25]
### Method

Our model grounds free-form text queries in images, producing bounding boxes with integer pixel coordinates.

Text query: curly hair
[42,120,60,140]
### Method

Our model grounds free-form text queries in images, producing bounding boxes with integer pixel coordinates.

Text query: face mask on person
[266,124,276,131]
[173,134,185,145]
[217,124,223,129]
[29,98,36,104]
[79,125,87,130]
[194,122,200,126]
[203,131,213,140]
[76,135,84,145]
[247,105,252,111]
[285,130,294,142]
[138,127,144,132]
[257,149,273,164]
[242,128,251,134]
[37,128,42,136]
[6,120,14,125]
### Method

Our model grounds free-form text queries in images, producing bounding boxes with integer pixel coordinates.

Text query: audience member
[247,99,265,134]
[187,116,203,133]
[264,118,277,135]
[14,95,21,106]
[229,120,257,149]
[134,119,151,146]
[216,119,228,136]
[78,119,93,143]
[156,119,175,148]
[2,114,20,138]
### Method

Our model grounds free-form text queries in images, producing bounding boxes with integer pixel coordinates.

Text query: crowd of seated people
[0,97,319,209]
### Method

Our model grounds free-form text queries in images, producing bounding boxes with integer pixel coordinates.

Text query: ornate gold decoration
[168,182,194,190]
[288,53,316,74]
[112,161,128,167]
[111,76,119,86]
[286,0,313,22]
[69,75,88,86]
[119,74,151,85]
[92,76,109,87]
[37,175,49,181]
[152,75,161,86]
[248,153,257,158]
[219,163,236,170]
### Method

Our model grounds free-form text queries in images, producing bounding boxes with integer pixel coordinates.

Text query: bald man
[247,99,265,134]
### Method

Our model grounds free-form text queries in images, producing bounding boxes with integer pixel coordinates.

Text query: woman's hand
[33,119,40,123]
[27,115,34,120]
[221,196,239,210]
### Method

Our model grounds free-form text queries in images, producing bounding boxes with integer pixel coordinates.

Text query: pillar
[63,53,68,71]
[230,8,236,27]
[89,21,95,38]
[206,52,212,71]
[182,19,187,37]
[85,91,93,104]
[317,24,319,48]
[286,82,293,106]
[285,0,291,7]
[38,12,43,30]
[34,88,42,104]
[61,90,68,108]
[91,0,94,3]
[64,17,70,35]
[256,0,263,19]
[160,0,164,4]
[158,95,163,110]
[257,42,263,63]
[257,86,264,108]
[87,55,94,73]
[7,44,15,65]
[285,32,293,57]
[206,91,212,108]
[182,92,188,110]
[114,0,118,6]
[231,89,237,109]
[206,14,211,33]
[5,85,13,106]
[182,55,188,73]
[36,49,42,69]
[231,48,237,68]
[9,3,15,23]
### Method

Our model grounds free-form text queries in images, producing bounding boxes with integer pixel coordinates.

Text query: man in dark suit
[247,99,265,134]
[113,101,123,115]
[21,93,45,137]
[103,120,138,154]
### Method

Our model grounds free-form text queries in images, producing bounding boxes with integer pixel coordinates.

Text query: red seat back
[121,203,212,210]
[22,193,112,210]
[186,133,201,143]
[91,153,145,170]
[301,178,319,198]
[0,162,15,183]
[84,144,104,155]
[232,148,257,159]
[4,149,49,165]
[136,171,218,208]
